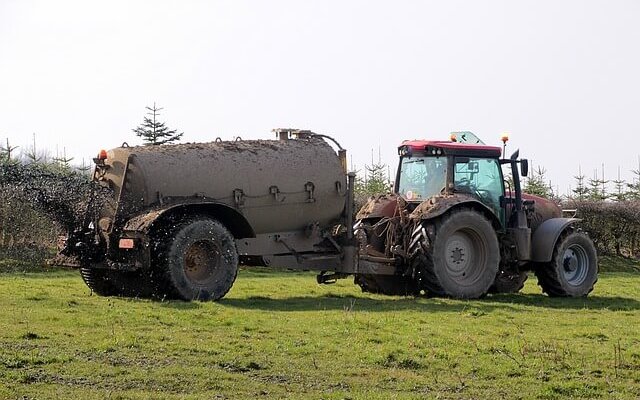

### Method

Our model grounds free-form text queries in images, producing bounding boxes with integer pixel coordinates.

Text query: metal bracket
[233,188,245,207]
[269,185,282,202]
[275,235,301,263]
[305,182,315,203]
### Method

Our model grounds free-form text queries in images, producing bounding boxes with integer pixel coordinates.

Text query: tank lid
[273,128,315,140]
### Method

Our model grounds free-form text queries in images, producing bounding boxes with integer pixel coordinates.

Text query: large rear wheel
[412,209,500,299]
[535,231,598,297]
[161,218,238,301]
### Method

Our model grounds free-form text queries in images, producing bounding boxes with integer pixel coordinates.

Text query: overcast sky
[1,0,639,195]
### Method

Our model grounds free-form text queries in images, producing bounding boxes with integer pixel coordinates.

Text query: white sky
[1,0,639,195]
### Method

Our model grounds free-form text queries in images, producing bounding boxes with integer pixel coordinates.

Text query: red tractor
[354,133,598,298]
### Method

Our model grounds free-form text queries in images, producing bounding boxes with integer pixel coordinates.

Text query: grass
[0,264,639,399]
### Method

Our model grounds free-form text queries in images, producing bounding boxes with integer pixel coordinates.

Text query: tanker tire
[535,231,598,297]
[162,218,238,301]
[489,270,528,294]
[80,267,118,297]
[412,209,499,299]
[355,274,420,296]
[80,268,158,298]
[107,270,159,298]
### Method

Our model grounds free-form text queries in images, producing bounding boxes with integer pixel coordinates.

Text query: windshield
[397,156,446,201]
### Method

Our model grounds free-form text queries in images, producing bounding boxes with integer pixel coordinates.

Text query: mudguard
[531,218,580,262]
[122,202,253,237]
[356,194,400,220]
[409,194,501,228]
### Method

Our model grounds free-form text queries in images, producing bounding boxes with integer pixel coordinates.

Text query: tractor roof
[399,140,502,158]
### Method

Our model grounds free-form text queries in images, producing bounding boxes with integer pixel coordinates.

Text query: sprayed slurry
[0,162,108,235]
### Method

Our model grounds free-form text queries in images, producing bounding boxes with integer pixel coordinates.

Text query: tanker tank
[104,136,347,233]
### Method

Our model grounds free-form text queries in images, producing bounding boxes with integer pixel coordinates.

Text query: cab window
[454,157,504,216]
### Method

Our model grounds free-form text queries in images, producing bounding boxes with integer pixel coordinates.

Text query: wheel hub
[561,244,588,286]
[563,254,578,272]
[444,234,473,276]
[450,247,466,264]
[184,240,220,284]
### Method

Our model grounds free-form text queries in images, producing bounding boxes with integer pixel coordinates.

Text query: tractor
[354,132,598,298]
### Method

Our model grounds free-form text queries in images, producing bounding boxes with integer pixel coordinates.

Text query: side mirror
[521,159,529,177]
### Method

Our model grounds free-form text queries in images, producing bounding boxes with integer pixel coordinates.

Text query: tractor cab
[395,139,506,224]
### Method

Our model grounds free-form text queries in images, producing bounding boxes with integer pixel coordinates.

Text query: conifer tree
[572,166,589,200]
[627,160,640,200]
[0,138,18,163]
[611,166,627,202]
[133,103,184,145]
[523,165,553,198]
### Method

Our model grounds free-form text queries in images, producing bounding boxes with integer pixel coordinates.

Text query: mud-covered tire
[535,231,598,297]
[489,270,528,294]
[80,267,118,296]
[412,209,500,299]
[108,270,159,298]
[161,218,238,301]
[355,274,419,296]
[80,268,158,298]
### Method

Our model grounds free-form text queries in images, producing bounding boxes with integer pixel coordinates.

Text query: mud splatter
[0,162,107,234]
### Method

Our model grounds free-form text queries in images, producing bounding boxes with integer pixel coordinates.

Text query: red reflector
[119,238,135,249]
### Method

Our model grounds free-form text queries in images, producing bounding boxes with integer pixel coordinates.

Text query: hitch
[316,272,350,285]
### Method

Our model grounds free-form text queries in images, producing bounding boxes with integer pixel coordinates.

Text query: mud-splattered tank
[100,137,346,233]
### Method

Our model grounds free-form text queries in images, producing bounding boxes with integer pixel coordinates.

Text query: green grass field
[0,263,639,399]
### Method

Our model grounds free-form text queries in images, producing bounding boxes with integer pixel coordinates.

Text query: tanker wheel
[535,231,598,297]
[162,218,238,301]
[355,274,420,296]
[80,267,118,297]
[489,270,528,294]
[80,268,157,298]
[412,209,499,299]
[106,270,160,298]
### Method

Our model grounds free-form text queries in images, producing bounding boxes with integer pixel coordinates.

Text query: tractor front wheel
[535,231,598,297]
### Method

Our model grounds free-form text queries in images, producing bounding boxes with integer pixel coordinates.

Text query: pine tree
[355,162,392,196]
[21,133,52,165]
[627,157,640,200]
[523,165,553,198]
[355,148,392,197]
[52,146,74,172]
[587,165,609,201]
[0,138,19,163]
[133,103,184,145]
[611,166,627,202]
[572,166,589,200]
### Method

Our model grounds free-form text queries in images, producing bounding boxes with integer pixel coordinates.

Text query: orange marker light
[450,133,457,142]
[501,133,509,144]
[119,238,135,249]
[98,149,108,160]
